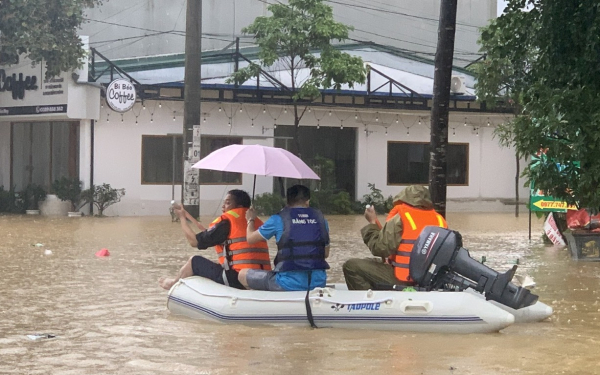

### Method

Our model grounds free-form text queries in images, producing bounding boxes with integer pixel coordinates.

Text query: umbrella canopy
[192,144,320,180]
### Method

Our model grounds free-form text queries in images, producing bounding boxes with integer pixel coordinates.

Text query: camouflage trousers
[342,257,400,290]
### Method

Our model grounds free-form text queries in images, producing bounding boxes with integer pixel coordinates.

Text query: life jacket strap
[395,250,412,257]
[226,248,270,257]
[390,261,409,269]
[225,237,247,245]
[229,259,272,266]
[399,239,416,244]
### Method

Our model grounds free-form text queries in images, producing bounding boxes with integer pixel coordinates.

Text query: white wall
[0,123,10,188]
[93,101,527,216]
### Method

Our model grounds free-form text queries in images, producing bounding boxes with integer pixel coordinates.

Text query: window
[387,141,468,185]
[142,135,183,184]
[199,136,242,184]
[11,121,79,191]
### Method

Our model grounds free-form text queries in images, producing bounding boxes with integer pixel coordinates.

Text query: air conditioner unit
[450,75,466,94]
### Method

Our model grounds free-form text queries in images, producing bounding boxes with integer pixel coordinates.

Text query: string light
[251,119,254,127]
[328,110,332,116]
[355,113,358,120]
[340,120,344,129]
[487,118,490,126]
[150,114,154,123]
[406,129,410,135]
[284,107,287,114]
[263,106,266,114]
[240,106,243,113]
[418,117,421,126]
[274,124,277,129]
[228,118,231,126]
[218,104,222,112]
[143,103,146,110]
[101,101,104,109]
[385,127,388,136]
[135,116,138,125]
[173,111,176,121]
[308,107,311,113]
[159,102,162,108]
[106,113,109,122]
[317,120,320,130]
[396,115,399,124]
[121,114,124,123]
[375,112,379,122]
[203,117,206,123]
[452,127,456,136]
[464,117,467,126]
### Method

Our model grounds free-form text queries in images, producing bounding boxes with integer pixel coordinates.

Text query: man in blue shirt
[239,184,330,291]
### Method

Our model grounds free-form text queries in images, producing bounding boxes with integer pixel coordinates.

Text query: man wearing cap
[343,185,447,290]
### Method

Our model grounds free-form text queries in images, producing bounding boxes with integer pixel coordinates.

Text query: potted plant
[81,183,125,216]
[22,184,47,215]
[51,177,83,217]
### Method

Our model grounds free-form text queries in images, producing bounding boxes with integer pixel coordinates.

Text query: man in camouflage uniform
[343,185,446,290]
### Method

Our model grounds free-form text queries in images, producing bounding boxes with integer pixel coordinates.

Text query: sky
[497,0,508,16]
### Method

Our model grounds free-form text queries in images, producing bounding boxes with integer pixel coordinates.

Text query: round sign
[106,78,136,112]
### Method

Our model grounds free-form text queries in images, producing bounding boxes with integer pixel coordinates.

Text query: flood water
[1,212,598,375]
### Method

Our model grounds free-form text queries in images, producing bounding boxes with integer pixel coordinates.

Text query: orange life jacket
[387,203,447,283]
[209,208,272,271]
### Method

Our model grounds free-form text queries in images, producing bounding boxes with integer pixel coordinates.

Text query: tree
[81,183,125,216]
[474,0,600,210]
[0,0,102,77]
[227,0,366,155]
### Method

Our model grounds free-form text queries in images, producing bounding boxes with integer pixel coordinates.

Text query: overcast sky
[497,0,508,16]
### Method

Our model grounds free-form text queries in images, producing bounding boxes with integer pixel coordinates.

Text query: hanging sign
[106,78,136,112]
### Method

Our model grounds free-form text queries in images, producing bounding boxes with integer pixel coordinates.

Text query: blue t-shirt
[258,213,329,291]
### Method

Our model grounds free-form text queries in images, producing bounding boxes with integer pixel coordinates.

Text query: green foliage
[0,0,102,77]
[227,0,366,132]
[21,184,47,210]
[310,189,355,214]
[80,183,125,216]
[474,0,600,210]
[359,183,393,214]
[312,155,336,191]
[0,186,24,213]
[52,177,82,211]
[252,193,285,215]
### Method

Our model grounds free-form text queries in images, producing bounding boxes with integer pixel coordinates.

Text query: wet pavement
[0,212,598,375]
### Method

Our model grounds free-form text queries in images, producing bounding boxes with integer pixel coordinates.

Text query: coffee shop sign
[106,78,136,112]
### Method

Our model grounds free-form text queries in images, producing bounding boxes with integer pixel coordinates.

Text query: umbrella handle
[252,175,257,202]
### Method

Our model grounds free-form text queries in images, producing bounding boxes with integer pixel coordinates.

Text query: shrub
[310,189,355,214]
[252,192,285,215]
[359,183,393,214]
[21,183,47,210]
[52,177,82,212]
[81,183,125,216]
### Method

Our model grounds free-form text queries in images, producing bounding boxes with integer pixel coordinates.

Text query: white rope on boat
[178,279,393,305]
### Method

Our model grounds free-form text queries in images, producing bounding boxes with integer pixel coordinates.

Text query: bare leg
[159,256,195,290]
[238,268,250,289]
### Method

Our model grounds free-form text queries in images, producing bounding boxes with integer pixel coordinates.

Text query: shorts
[191,255,245,290]
[245,269,286,291]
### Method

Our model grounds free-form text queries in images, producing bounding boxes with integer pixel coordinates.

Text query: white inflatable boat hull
[329,284,553,323]
[167,277,516,334]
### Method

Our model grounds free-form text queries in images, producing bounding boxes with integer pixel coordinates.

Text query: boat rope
[178,279,393,305]
[305,271,318,329]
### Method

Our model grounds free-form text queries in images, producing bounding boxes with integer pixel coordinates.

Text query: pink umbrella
[191,144,320,198]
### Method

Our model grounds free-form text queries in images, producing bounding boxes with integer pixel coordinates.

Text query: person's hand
[364,205,378,225]
[246,206,257,222]
[173,204,186,219]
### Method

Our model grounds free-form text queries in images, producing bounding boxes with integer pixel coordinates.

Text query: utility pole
[429,0,458,218]
[182,0,202,218]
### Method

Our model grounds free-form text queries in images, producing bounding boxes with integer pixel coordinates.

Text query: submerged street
[0,213,598,375]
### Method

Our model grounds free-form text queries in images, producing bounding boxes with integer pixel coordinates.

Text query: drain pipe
[89,119,95,214]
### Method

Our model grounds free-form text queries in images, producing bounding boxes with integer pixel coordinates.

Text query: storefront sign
[0,105,67,116]
[106,79,136,112]
[0,70,39,100]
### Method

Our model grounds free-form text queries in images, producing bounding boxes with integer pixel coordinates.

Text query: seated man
[159,189,271,290]
[239,184,330,291]
[342,185,447,290]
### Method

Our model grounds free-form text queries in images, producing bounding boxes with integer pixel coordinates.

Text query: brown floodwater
[0,212,598,375]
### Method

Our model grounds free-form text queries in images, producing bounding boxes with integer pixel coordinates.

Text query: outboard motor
[409,226,538,310]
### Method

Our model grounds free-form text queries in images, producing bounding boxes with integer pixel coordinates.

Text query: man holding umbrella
[159,189,271,290]
[239,184,330,291]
